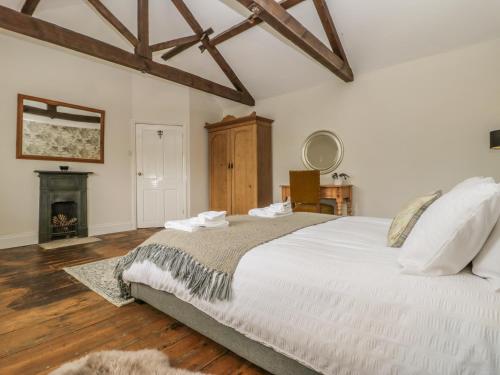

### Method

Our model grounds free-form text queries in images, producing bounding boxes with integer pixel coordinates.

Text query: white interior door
[136,124,185,228]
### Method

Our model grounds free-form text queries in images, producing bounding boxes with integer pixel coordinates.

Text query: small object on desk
[332,172,350,186]
[59,166,69,172]
[281,184,353,216]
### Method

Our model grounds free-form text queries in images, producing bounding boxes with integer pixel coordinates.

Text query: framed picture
[16,94,105,163]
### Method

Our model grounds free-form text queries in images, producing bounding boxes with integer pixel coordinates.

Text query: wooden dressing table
[280,184,353,216]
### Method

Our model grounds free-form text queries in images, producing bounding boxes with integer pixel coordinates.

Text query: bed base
[131,283,320,375]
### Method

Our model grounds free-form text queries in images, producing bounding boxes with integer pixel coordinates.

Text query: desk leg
[347,199,352,216]
[347,188,353,216]
[336,199,343,216]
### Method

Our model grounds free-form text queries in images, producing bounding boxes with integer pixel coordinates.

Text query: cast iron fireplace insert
[35,171,92,243]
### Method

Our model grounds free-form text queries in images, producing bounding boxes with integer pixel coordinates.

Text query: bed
[122,216,500,375]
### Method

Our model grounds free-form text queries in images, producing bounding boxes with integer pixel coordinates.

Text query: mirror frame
[301,130,344,174]
[16,94,105,164]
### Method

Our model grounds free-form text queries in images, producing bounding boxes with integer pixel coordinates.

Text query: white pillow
[398,182,500,276]
[451,176,495,191]
[472,221,500,291]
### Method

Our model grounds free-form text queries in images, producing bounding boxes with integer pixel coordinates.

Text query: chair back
[289,170,321,212]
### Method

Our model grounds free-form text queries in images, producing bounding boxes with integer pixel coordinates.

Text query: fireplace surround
[35,171,92,243]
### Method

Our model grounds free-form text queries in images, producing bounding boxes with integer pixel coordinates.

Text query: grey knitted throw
[114,213,337,302]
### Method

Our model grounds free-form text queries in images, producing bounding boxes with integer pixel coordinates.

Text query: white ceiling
[2,0,500,99]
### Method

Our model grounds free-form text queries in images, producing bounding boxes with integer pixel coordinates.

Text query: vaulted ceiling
[2,0,500,101]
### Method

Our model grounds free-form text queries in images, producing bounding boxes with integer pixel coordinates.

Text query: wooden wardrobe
[206,113,273,215]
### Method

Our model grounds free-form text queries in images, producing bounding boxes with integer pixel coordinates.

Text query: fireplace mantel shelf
[34,171,94,175]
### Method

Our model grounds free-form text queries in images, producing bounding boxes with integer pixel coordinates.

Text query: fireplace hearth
[35,171,92,243]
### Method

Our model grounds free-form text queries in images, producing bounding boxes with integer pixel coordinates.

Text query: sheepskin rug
[49,349,205,375]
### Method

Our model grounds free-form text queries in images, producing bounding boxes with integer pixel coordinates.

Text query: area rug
[49,349,205,375]
[40,237,101,250]
[64,257,133,307]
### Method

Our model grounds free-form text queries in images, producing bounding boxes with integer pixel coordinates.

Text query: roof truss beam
[87,0,139,47]
[234,0,353,82]
[206,0,305,51]
[21,0,40,15]
[160,28,213,59]
[151,29,213,52]
[136,0,151,59]
[0,5,254,105]
[161,39,200,60]
[312,0,348,62]
[170,0,253,100]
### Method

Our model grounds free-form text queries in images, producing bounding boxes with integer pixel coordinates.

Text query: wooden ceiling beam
[234,0,352,82]
[136,0,151,59]
[87,0,139,47]
[171,0,253,101]
[312,0,348,63]
[206,0,305,51]
[161,39,200,60]
[21,0,40,15]
[152,28,213,53]
[0,5,254,105]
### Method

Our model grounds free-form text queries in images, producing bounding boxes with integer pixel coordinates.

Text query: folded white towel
[203,220,229,228]
[197,211,227,224]
[165,214,229,232]
[268,201,292,214]
[165,218,202,232]
[248,208,293,218]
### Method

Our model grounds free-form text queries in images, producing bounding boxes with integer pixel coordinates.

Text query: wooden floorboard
[0,229,268,374]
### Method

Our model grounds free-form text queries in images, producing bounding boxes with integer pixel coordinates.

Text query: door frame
[130,121,189,229]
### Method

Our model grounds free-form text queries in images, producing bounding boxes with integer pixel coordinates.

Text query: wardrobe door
[230,125,257,214]
[209,130,232,212]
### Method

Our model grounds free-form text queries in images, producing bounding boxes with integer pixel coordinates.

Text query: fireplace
[35,171,92,243]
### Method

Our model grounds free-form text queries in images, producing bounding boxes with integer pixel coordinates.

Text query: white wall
[0,31,215,248]
[220,38,500,218]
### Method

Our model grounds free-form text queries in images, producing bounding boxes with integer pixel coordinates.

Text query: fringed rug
[64,257,133,307]
[49,349,205,375]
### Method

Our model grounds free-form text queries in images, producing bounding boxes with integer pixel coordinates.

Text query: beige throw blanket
[115,213,337,301]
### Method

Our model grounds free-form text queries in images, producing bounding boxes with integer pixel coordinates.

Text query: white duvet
[123,216,500,375]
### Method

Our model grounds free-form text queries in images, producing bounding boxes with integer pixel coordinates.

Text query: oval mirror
[302,130,344,174]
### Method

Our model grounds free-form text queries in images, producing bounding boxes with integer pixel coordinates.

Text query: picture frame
[16,94,105,163]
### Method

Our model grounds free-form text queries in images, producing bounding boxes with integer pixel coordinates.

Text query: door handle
[137,172,143,176]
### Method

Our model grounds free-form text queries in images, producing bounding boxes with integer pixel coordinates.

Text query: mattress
[123,216,500,375]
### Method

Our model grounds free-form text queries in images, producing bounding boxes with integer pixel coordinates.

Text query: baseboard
[0,231,38,250]
[0,222,136,250]
[88,222,135,236]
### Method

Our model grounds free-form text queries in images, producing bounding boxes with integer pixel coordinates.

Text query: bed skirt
[130,282,321,375]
